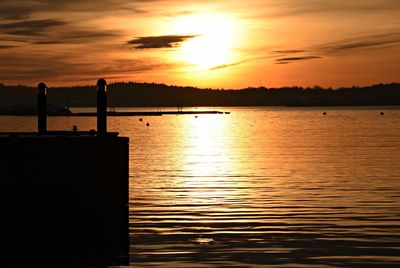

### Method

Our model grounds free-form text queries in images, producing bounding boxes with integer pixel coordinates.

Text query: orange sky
[1,0,400,88]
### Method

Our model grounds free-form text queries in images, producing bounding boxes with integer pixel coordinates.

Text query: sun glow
[181,115,236,203]
[170,14,237,70]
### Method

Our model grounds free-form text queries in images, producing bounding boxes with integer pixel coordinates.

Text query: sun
[170,13,236,70]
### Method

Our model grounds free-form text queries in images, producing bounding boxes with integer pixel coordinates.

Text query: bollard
[37,83,47,134]
[97,78,107,135]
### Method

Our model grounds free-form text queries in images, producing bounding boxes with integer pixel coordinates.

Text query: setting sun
[170,14,237,70]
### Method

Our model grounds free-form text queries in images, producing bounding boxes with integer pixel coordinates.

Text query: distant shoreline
[1,82,400,108]
[0,105,71,116]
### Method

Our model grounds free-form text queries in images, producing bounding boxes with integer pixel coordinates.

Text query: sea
[1,106,400,267]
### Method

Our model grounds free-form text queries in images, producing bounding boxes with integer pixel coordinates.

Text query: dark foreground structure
[0,80,129,267]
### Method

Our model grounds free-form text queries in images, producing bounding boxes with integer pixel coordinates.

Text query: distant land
[1,82,400,111]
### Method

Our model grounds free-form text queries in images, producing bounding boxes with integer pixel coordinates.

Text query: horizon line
[1,81,400,91]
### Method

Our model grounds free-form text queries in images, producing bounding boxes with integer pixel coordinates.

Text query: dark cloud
[0,18,121,45]
[275,56,321,64]
[0,19,66,36]
[127,35,197,49]
[0,3,34,19]
[0,54,171,84]
[209,56,270,71]
[318,32,400,53]
[33,41,64,45]
[209,56,268,71]
[0,45,17,49]
[0,0,161,19]
[270,31,400,64]
[31,30,119,45]
[266,0,400,17]
[271,50,307,54]
[210,63,240,71]
[3,0,398,21]
[42,30,122,44]
[62,30,120,40]
[210,61,246,71]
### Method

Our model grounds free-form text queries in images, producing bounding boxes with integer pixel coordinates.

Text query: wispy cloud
[209,61,248,71]
[127,35,197,49]
[271,50,307,54]
[0,54,171,84]
[274,56,322,64]
[0,3,34,19]
[259,0,400,17]
[269,31,400,64]
[0,18,121,45]
[53,30,121,44]
[0,0,160,19]
[0,45,17,49]
[0,19,65,36]
[318,32,400,53]
[209,56,270,71]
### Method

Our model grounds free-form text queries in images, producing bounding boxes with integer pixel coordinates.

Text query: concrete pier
[0,79,129,267]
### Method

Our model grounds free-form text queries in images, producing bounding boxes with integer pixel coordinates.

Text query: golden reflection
[180,115,239,204]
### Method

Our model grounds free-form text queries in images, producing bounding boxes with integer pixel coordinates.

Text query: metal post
[37,82,47,134]
[97,78,107,135]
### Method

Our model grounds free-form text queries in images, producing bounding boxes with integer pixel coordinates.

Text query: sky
[1,0,400,88]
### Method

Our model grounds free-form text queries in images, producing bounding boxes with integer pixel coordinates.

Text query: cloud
[269,31,400,63]
[127,35,197,49]
[0,45,17,49]
[0,0,165,20]
[30,30,120,45]
[209,61,247,71]
[262,0,400,17]
[274,56,322,64]
[0,19,66,36]
[0,53,172,85]
[0,18,121,45]
[209,53,321,70]
[33,41,64,45]
[271,50,307,54]
[318,32,400,53]
[209,56,270,71]
[0,3,34,19]
[50,30,121,44]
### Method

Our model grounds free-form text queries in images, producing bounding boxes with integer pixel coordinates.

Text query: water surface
[1,107,400,267]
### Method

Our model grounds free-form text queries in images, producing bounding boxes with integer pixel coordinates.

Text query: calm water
[1,107,400,267]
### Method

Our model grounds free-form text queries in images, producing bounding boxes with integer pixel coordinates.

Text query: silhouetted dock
[50,110,228,116]
[0,80,129,267]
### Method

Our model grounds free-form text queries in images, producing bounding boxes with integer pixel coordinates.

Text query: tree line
[1,82,399,109]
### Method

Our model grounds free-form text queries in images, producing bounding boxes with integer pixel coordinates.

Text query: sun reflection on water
[179,114,242,205]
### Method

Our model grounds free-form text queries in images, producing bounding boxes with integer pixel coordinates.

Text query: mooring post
[97,78,107,135]
[37,82,47,134]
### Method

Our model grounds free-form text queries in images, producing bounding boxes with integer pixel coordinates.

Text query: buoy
[380,112,384,116]
[139,118,143,121]
[323,112,327,115]
[146,122,150,127]
[195,116,198,118]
